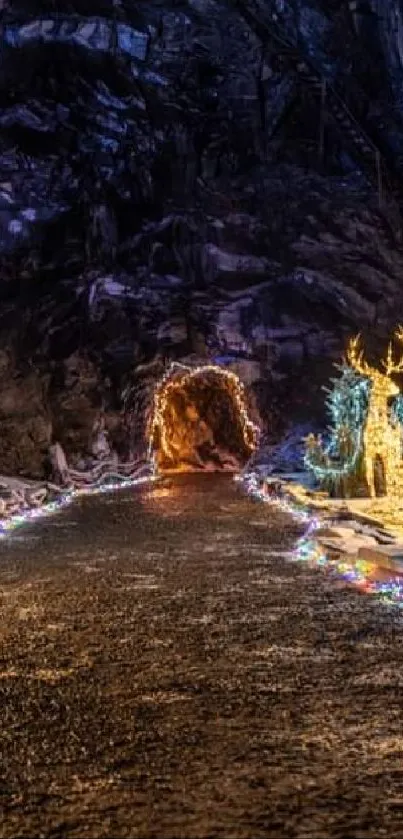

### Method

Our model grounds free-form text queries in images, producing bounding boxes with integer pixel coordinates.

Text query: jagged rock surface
[2,0,403,476]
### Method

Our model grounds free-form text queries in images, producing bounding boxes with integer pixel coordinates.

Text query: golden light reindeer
[346,329,403,497]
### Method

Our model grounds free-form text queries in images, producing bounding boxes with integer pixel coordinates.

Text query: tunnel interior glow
[148,364,259,473]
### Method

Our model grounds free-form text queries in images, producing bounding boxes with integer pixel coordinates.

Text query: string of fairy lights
[0,472,155,539]
[2,356,403,611]
[0,361,259,538]
[237,471,403,609]
[147,361,260,468]
[304,364,370,481]
[305,330,403,496]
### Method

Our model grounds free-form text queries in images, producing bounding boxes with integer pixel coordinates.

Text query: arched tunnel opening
[148,364,259,474]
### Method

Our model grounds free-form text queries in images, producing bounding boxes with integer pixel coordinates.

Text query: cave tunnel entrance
[148,363,259,474]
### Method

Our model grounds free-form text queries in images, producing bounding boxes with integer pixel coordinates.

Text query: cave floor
[1,474,402,839]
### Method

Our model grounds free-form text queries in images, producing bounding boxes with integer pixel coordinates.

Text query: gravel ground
[1,474,403,839]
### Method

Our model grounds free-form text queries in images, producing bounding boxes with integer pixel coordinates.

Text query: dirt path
[1,475,402,838]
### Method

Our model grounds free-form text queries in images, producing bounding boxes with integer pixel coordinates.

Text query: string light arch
[147,361,260,472]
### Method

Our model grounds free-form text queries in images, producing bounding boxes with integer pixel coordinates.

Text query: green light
[304,363,370,489]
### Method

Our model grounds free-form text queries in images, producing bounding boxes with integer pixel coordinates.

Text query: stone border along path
[239,471,403,609]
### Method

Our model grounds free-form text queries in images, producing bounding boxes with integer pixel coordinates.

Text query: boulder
[0,352,52,477]
[357,546,403,575]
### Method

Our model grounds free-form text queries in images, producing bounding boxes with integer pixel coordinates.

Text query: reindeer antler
[345,334,372,376]
[382,328,403,375]
[346,330,403,377]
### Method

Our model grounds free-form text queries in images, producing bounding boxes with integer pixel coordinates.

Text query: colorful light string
[0,472,156,539]
[3,351,402,613]
[237,470,403,609]
[305,329,403,498]
[2,453,403,611]
[304,363,370,483]
[0,360,258,539]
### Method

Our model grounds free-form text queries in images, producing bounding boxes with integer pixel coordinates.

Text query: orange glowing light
[347,330,403,497]
[147,362,259,472]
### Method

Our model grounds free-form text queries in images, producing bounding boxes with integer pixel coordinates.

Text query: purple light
[237,472,403,609]
[0,474,156,539]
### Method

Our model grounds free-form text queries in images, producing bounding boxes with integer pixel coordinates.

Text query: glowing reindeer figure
[346,329,403,497]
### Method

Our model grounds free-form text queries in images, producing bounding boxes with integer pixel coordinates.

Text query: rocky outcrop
[2,1,403,476]
[0,350,51,477]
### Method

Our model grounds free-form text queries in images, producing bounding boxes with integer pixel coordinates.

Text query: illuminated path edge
[237,471,403,610]
[2,461,403,609]
[0,468,156,539]
[0,361,257,539]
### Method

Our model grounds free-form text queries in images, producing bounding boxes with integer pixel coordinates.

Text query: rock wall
[2,0,403,476]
